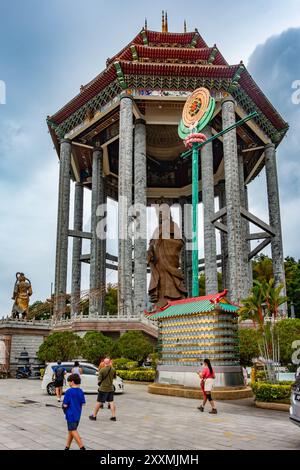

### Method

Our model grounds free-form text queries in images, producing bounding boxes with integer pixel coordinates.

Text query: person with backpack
[89,357,116,421]
[198,358,218,414]
[52,360,67,402]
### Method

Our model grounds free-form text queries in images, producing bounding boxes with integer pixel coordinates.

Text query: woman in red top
[198,359,217,414]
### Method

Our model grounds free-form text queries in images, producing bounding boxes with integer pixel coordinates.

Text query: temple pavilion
[47,14,288,319]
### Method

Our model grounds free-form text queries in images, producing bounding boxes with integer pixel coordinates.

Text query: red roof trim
[126,45,227,65]
[50,64,117,124]
[146,30,207,47]
[121,61,238,78]
[240,70,288,130]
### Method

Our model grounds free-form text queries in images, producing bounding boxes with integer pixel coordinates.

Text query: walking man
[89,358,117,421]
[52,360,67,402]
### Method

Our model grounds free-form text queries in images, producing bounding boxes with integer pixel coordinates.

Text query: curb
[148,383,253,400]
[255,401,290,412]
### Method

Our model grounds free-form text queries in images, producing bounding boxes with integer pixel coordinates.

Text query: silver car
[290,377,300,427]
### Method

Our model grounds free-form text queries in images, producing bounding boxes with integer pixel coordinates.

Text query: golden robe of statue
[12,273,32,320]
[147,214,187,309]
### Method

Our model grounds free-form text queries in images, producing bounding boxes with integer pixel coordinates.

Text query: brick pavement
[0,379,298,450]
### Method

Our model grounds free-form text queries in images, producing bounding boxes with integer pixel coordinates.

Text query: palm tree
[263,279,288,319]
[239,281,265,329]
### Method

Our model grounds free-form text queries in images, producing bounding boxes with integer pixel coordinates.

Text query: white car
[41,362,124,395]
[290,376,300,428]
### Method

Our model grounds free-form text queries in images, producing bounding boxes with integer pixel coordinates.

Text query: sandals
[209,409,218,414]
[198,406,204,412]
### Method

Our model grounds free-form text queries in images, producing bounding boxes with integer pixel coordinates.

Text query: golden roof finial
[184,19,187,33]
[165,11,168,32]
[162,10,165,32]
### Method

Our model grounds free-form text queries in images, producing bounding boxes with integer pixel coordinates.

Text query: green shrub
[238,328,260,366]
[251,382,292,403]
[125,361,139,370]
[112,358,130,370]
[116,369,156,382]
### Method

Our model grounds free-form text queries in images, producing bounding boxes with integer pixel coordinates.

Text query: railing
[51,314,158,329]
[0,317,51,327]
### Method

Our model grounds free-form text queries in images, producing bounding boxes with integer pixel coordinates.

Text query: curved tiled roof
[146,293,239,320]
[48,27,288,141]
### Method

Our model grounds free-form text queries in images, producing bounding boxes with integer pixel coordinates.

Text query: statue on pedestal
[147,210,187,309]
[11,273,33,320]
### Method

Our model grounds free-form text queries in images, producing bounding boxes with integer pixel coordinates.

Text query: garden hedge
[116,369,156,382]
[251,382,292,404]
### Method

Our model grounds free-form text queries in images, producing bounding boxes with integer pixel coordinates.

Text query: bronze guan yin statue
[147,210,187,309]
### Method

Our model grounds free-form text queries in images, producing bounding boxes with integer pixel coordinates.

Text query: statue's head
[19,273,26,282]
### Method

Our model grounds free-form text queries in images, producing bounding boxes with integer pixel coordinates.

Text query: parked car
[41,362,124,396]
[290,377,300,427]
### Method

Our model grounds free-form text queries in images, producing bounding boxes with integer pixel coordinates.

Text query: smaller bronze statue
[11,273,32,320]
[147,209,187,309]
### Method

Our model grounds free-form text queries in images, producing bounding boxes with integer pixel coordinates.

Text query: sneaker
[110,417,116,421]
[80,446,86,450]
[89,415,97,421]
[198,406,204,412]
[64,447,70,450]
[209,409,218,415]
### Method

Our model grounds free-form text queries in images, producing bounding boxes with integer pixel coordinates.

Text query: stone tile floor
[0,379,299,450]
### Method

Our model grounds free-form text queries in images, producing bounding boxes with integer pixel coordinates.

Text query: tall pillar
[54,139,71,318]
[179,197,192,297]
[133,119,147,316]
[201,126,218,294]
[221,97,247,303]
[71,183,84,316]
[89,147,106,316]
[118,95,133,317]
[265,143,287,314]
[238,151,252,294]
[218,180,229,291]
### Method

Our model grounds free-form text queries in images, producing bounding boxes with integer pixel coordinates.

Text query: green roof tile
[148,299,239,320]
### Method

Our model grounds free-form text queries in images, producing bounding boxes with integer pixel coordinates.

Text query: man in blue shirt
[63,374,86,450]
[52,361,67,402]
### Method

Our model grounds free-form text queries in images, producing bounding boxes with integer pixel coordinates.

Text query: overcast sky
[0,0,300,315]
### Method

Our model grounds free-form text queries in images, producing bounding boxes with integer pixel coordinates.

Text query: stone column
[54,139,71,318]
[179,197,192,297]
[218,180,229,291]
[89,147,106,316]
[133,119,147,316]
[71,182,84,316]
[221,97,247,303]
[265,143,287,314]
[238,151,252,294]
[118,95,133,317]
[201,126,218,294]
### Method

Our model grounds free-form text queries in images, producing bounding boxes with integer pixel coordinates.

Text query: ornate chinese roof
[145,291,240,320]
[47,26,288,145]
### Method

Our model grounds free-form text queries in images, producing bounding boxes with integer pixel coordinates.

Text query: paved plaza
[0,380,299,450]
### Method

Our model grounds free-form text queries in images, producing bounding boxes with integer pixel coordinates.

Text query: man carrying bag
[89,358,117,422]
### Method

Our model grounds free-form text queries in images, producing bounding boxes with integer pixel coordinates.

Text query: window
[82,366,97,376]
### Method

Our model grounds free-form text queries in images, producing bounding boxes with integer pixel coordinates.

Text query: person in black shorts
[89,358,116,421]
[52,360,66,402]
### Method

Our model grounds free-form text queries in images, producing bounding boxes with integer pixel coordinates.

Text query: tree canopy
[37,332,82,362]
[81,331,114,365]
[117,331,153,363]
